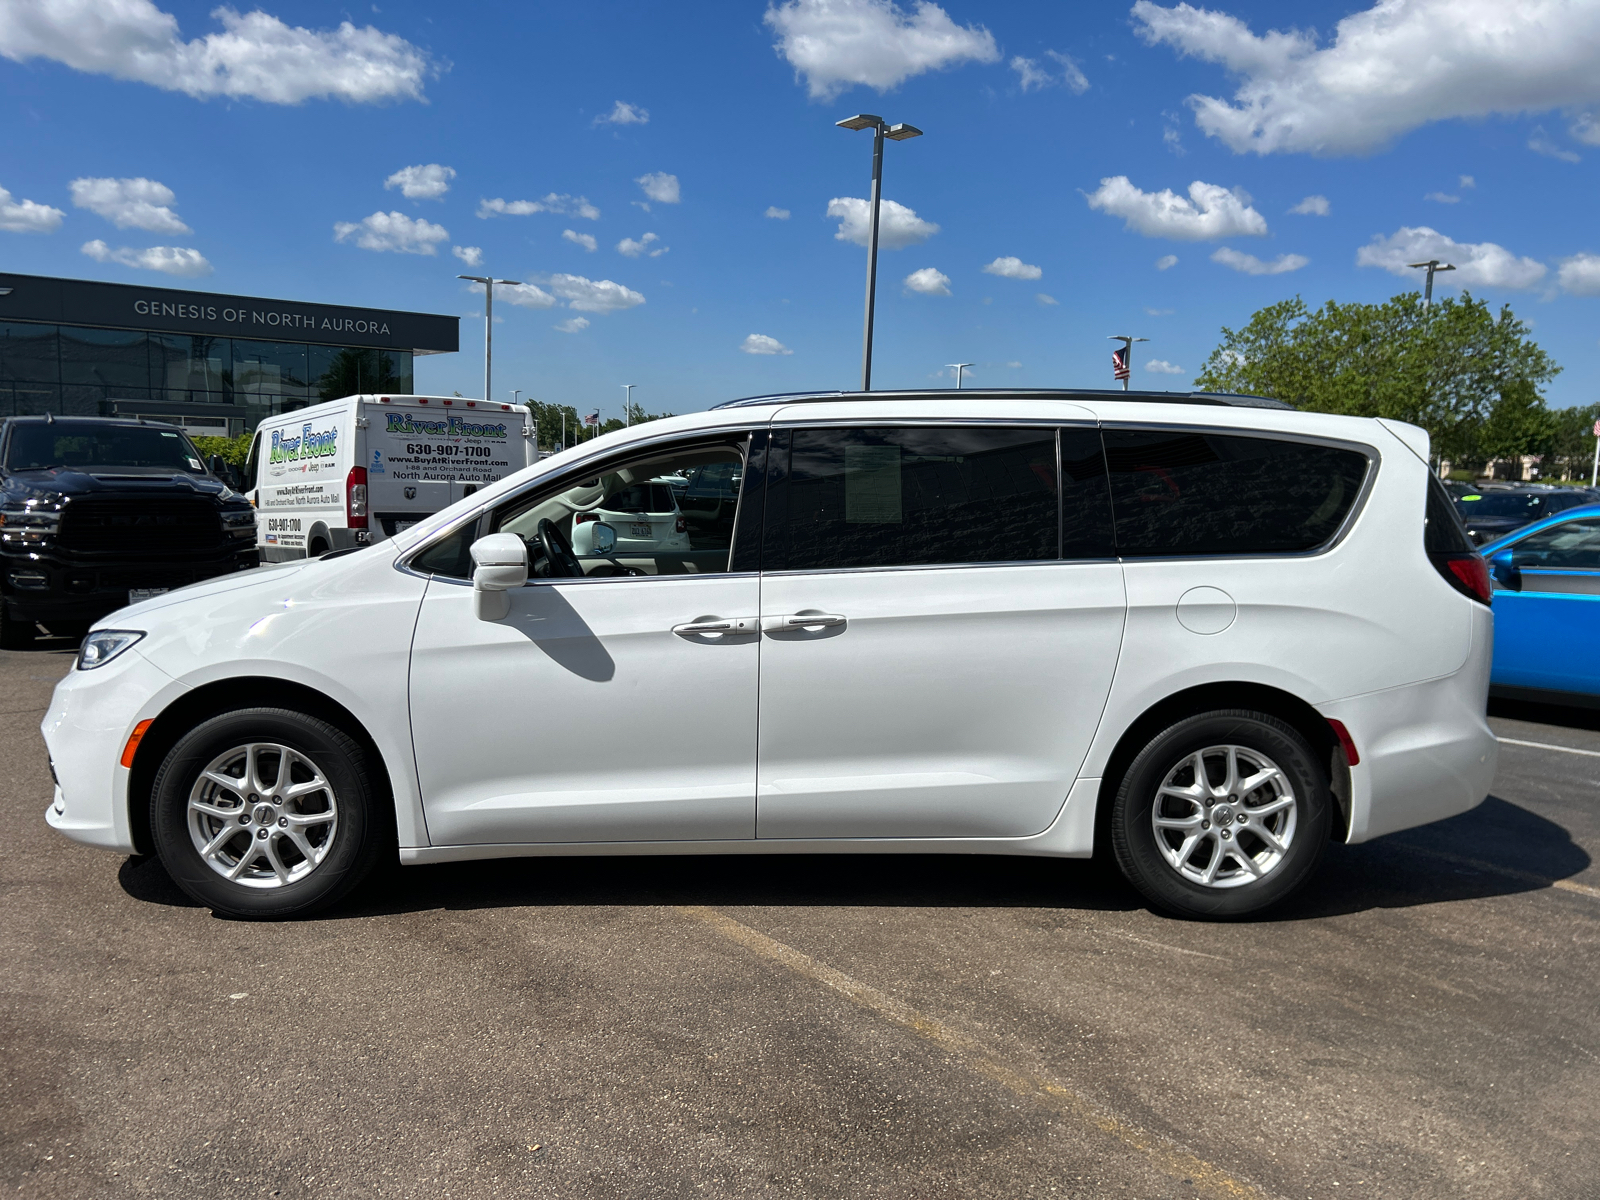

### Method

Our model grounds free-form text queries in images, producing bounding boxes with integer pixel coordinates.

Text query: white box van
[244,394,535,560]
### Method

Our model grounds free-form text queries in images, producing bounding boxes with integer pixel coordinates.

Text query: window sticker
[845,444,902,524]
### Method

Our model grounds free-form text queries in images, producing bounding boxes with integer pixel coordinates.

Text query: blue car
[1482,501,1600,705]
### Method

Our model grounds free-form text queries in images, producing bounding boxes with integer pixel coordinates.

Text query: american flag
[1112,346,1129,381]
[583,410,600,426]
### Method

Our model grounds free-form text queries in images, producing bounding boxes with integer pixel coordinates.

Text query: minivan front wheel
[1111,710,1330,919]
[150,708,385,918]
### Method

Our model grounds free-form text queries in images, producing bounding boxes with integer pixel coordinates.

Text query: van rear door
[367,399,526,538]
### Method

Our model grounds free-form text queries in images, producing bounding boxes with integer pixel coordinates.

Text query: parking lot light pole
[947,363,973,389]
[622,384,635,427]
[1408,260,1455,308]
[457,275,521,402]
[837,114,923,392]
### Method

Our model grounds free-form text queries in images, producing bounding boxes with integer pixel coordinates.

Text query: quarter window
[768,426,1065,571]
[1103,429,1369,556]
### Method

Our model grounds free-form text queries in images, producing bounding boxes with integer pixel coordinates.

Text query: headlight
[0,509,61,546]
[77,629,145,670]
[221,509,257,537]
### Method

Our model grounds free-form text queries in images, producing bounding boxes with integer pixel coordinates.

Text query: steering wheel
[537,518,584,578]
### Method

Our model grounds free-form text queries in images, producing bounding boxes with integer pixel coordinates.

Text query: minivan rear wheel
[150,708,386,919]
[1111,709,1330,919]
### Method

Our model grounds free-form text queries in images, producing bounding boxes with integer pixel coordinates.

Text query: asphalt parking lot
[4,644,1597,1200]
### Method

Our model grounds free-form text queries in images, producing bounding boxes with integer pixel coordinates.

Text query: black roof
[711,387,1292,411]
[3,414,182,427]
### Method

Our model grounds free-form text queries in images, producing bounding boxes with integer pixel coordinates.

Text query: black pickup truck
[0,415,259,648]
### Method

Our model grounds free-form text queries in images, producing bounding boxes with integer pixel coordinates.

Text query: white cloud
[562,229,598,252]
[1425,191,1460,204]
[1289,194,1329,216]
[595,100,648,126]
[826,196,938,248]
[617,231,668,258]
[70,176,189,233]
[1156,254,1179,270]
[1011,49,1087,94]
[742,333,793,355]
[636,172,680,204]
[1571,114,1600,145]
[545,274,645,314]
[478,194,600,220]
[1036,292,1058,305]
[1460,174,1476,188]
[81,238,210,276]
[0,184,64,233]
[385,163,454,200]
[1145,307,1175,315]
[1356,226,1547,289]
[333,211,448,255]
[1132,0,1600,156]
[765,205,791,219]
[764,0,999,101]
[982,255,1042,280]
[489,282,557,309]
[0,0,434,104]
[1557,253,1600,296]
[1145,359,1186,374]
[1528,127,1580,162]
[1085,176,1267,241]
[903,267,951,295]
[554,316,590,333]
[451,244,482,266]
[1211,246,1308,275]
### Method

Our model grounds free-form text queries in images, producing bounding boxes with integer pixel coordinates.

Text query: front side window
[1103,429,1369,557]
[767,426,1064,571]
[1508,519,1600,571]
[413,436,752,580]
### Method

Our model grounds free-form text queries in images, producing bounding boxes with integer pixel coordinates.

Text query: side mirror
[207,454,229,480]
[590,521,617,555]
[470,533,528,620]
[1490,549,1521,592]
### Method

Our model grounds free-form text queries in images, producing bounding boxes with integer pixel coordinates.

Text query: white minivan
[44,390,1497,920]
[245,394,536,560]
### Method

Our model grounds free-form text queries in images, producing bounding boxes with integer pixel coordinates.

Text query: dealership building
[0,273,459,438]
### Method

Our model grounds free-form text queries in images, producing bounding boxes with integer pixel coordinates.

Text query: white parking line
[1496,736,1600,759]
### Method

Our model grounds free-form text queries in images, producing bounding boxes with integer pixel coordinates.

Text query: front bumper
[42,646,188,854]
[3,547,258,624]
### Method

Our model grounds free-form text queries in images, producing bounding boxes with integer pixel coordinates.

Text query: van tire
[149,707,387,919]
[1110,709,1330,920]
[307,537,329,558]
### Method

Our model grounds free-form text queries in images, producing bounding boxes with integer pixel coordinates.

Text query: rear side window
[1103,429,1369,557]
[1425,475,1474,554]
[771,426,1060,571]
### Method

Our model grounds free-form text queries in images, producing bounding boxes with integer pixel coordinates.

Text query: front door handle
[671,617,757,637]
[762,612,846,632]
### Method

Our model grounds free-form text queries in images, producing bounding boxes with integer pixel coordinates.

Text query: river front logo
[269,423,339,465]
[385,413,508,440]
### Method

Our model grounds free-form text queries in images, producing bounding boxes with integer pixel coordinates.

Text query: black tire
[307,538,329,558]
[0,604,36,650]
[150,707,388,919]
[1110,709,1331,919]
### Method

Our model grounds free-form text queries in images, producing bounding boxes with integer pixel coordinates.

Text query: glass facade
[0,322,415,435]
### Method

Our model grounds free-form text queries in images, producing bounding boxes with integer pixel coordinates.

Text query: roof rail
[711,387,1292,411]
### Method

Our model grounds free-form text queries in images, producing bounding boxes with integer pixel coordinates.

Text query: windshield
[4,423,208,474]
[1456,492,1559,518]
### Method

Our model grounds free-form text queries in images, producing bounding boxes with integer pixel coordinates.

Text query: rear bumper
[1322,604,1497,843]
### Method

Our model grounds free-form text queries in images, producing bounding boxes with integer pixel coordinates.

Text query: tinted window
[1425,475,1474,554]
[1104,430,1368,557]
[601,482,676,513]
[1509,519,1600,570]
[772,426,1060,571]
[412,521,478,578]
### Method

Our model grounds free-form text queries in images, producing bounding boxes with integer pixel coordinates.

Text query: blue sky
[4,0,1600,418]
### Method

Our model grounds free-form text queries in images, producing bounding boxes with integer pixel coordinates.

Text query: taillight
[1429,551,1491,606]
[675,515,686,534]
[346,466,368,529]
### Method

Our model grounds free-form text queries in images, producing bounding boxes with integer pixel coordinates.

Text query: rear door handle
[762,613,846,632]
[671,617,757,636]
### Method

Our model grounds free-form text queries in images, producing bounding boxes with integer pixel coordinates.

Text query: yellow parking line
[675,904,1275,1200]
[1406,846,1600,900]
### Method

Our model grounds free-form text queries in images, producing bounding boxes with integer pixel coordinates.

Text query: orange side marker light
[121,719,154,769]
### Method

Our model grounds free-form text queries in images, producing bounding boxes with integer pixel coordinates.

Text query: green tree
[1194,291,1560,468]
[1545,402,1600,480]
[191,432,252,467]
[530,399,675,449]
